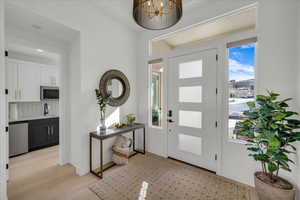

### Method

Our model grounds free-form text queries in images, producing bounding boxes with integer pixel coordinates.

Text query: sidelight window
[150,61,164,127]
[227,38,257,141]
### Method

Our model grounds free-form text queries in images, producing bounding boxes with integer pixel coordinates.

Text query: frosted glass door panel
[179,60,202,79]
[179,134,202,155]
[179,86,202,103]
[168,49,217,172]
[179,110,202,128]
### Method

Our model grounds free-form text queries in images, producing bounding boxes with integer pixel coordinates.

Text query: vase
[254,172,295,200]
[99,109,106,131]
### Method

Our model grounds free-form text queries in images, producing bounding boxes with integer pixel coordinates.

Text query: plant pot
[254,172,295,200]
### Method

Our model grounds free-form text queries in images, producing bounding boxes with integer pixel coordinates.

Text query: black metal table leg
[143,127,146,154]
[90,136,104,179]
[90,136,92,173]
[100,139,103,178]
[133,130,135,150]
[131,128,146,155]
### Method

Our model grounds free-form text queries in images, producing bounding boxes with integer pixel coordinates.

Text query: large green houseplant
[236,91,300,200]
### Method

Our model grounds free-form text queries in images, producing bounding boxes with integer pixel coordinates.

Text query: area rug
[89,153,251,200]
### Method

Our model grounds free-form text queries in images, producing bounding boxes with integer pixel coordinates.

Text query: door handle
[51,126,54,136]
[18,89,21,100]
[168,119,175,123]
[47,126,50,136]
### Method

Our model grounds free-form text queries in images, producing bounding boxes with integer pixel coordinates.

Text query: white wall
[7,0,139,175]
[257,0,298,185]
[222,0,299,188]
[137,0,300,192]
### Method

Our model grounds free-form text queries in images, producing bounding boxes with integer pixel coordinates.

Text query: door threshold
[168,157,216,174]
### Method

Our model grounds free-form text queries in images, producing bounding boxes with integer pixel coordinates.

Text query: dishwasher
[9,123,29,157]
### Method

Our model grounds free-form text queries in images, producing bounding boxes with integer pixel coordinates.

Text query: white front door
[167,49,218,172]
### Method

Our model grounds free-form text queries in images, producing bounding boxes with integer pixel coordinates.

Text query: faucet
[44,103,49,116]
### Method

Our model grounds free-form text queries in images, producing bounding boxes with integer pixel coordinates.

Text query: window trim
[226,37,257,48]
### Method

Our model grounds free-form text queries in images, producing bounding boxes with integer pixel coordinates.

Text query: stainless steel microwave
[40,86,59,100]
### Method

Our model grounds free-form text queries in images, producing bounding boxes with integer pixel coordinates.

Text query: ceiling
[163,8,256,47]
[5,3,79,60]
[150,8,256,55]
[90,0,221,31]
[6,0,222,32]
[7,43,60,63]
[5,3,79,44]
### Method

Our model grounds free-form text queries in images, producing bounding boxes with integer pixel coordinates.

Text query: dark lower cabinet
[28,118,59,151]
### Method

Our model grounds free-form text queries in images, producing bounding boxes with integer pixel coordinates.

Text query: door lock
[168,110,173,117]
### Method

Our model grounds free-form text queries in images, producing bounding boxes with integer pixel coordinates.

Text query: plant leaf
[268,163,278,173]
[268,137,280,150]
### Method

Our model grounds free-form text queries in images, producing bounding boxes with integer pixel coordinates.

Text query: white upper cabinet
[5,59,19,102]
[40,66,59,87]
[5,59,58,102]
[18,62,41,102]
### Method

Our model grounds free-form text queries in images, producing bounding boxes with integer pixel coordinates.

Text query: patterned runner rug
[89,153,251,200]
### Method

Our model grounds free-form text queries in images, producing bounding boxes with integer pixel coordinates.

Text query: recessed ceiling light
[32,24,42,30]
[36,49,44,53]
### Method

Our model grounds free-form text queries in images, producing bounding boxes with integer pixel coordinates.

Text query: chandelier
[133,0,183,30]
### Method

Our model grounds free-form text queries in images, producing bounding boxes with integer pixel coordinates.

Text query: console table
[89,123,145,178]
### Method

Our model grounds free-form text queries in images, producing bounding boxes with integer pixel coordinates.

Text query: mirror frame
[99,69,130,107]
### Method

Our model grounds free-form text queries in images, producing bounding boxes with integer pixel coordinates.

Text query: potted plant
[236,91,300,200]
[95,89,111,131]
[126,114,136,126]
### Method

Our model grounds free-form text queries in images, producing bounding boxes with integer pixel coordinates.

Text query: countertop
[9,115,59,123]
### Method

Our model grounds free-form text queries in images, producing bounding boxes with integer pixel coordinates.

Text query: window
[150,62,164,127]
[227,38,257,140]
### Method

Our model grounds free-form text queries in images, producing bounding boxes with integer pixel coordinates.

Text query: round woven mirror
[99,70,130,107]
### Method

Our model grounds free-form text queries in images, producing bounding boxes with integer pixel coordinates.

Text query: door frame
[147,29,257,177]
[0,10,75,200]
[0,0,7,199]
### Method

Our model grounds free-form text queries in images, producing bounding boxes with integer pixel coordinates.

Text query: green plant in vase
[236,91,300,200]
[95,89,111,131]
[126,114,136,126]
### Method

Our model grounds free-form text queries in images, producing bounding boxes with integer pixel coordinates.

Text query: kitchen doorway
[1,4,80,198]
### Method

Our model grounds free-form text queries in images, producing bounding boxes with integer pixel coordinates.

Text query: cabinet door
[41,66,59,87]
[49,118,59,145]
[28,121,50,151]
[18,62,41,102]
[5,59,19,102]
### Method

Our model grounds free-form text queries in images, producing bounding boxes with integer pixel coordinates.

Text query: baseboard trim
[75,166,88,176]
[0,174,7,200]
[168,157,216,174]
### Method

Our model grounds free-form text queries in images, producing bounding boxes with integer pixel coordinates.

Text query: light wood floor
[8,146,258,200]
[8,146,99,200]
